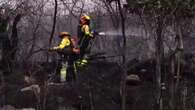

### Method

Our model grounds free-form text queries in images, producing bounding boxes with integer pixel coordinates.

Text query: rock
[1,105,15,110]
[0,105,36,110]
[126,74,141,85]
[20,84,40,94]
[126,74,140,81]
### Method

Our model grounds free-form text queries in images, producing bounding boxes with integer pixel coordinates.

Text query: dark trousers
[66,54,77,82]
[78,37,90,59]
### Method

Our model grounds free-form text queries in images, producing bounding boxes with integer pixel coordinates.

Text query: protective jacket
[78,24,93,46]
[55,37,71,49]
[53,37,73,55]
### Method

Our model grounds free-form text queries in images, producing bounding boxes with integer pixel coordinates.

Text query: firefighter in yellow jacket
[51,32,79,82]
[77,14,93,66]
[52,32,72,54]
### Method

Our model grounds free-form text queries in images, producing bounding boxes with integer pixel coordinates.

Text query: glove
[49,47,58,51]
[91,30,99,36]
[49,48,54,51]
[73,48,80,54]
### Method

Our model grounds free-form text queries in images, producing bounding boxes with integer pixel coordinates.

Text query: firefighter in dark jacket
[77,14,93,66]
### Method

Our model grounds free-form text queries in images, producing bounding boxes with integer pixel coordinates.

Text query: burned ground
[1,54,195,110]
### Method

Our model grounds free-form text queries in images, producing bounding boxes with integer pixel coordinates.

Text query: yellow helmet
[81,14,91,21]
[59,31,70,38]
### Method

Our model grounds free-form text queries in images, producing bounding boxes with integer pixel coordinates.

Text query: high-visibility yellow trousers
[60,62,67,82]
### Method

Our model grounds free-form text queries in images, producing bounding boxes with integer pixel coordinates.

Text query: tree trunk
[182,79,187,110]
[42,1,58,108]
[1,33,11,73]
[155,16,164,110]
[0,70,5,107]
[116,1,127,110]
[175,21,183,85]
[172,19,184,110]
[169,18,184,110]
[47,0,58,61]
[49,0,58,48]
[170,55,175,110]
[1,16,11,73]
[10,14,21,61]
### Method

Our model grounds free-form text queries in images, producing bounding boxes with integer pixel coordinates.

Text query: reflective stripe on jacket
[54,37,71,49]
[81,25,93,38]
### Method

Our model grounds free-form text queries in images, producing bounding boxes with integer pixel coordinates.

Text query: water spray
[98,32,106,36]
[93,31,123,36]
[92,31,106,36]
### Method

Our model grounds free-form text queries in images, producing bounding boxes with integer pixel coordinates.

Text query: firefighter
[50,32,79,82]
[77,14,93,66]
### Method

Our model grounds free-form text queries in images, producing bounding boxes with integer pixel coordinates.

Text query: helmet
[81,14,90,21]
[59,31,70,38]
